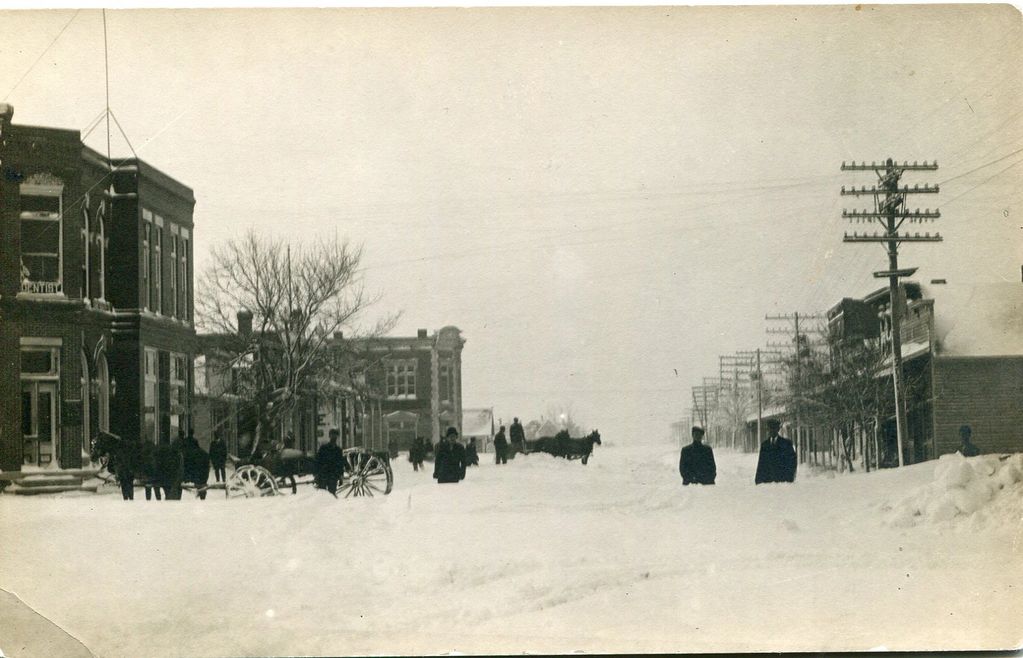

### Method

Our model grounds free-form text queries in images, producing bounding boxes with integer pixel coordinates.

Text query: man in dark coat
[958,424,981,457]
[409,436,426,472]
[494,426,509,465]
[509,418,526,454]
[181,431,210,500]
[434,427,467,484]
[466,438,480,467]
[155,434,185,500]
[316,429,346,495]
[755,419,797,484]
[679,426,716,485]
[115,435,140,500]
[209,432,228,483]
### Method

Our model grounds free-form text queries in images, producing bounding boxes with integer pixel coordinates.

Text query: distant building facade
[193,322,465,456]
[462,407,494,452]
[321,327,466,451]
[0,105,196,472]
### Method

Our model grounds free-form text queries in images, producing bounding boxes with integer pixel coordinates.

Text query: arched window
[96,351,110,433]
[81,350,91,461]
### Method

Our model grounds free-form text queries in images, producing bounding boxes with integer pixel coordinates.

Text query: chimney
[237,309,253,337]
[417,328,428,339]
[0,103,12,137]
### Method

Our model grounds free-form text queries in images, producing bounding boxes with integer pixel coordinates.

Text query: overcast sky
[2,6,1021,443]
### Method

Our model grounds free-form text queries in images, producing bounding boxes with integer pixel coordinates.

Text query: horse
[90,432,185,500]
[527,430,602,465]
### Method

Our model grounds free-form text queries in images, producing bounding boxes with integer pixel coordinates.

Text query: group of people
[678,418,797,486]
[680,420,985,486]
[114,428,227,501]
[402,416,529,483]
[492,417,526,465]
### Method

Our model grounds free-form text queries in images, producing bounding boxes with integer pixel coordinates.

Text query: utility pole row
[840,158,941,467]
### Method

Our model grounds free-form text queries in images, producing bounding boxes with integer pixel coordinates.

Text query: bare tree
[717,378,753,450]
[196,230,396,454]
[781,332,894,472]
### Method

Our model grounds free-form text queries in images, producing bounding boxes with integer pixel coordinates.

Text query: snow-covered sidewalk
[0,445,1020,656]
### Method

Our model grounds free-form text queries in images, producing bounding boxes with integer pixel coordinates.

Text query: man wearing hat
[434,427,467,484]
[957,424,981,457]
[755,418,797,484]
[679,426,716,485]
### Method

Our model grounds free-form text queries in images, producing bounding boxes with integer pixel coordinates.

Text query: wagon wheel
[339,448,393,497]
[226,465,279,498]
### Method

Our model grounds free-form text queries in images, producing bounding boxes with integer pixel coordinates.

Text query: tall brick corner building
[0,105,196,473]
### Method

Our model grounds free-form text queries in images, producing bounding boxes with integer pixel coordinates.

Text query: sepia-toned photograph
[0,5,1021,656]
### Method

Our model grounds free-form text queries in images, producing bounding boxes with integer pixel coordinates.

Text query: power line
[2,10,80,102]
[940,158,1023,209]
[939,147,1023,185]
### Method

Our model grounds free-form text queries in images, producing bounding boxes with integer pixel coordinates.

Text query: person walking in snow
[114,434,140,500]
[957,424,981,457]
[409,436,426,471]
[755,418,797,484]
[466,438,480,467]
[679,426,716,485]
[493,425,509,465]
[208,432,228,483]
[433,427,467,484]
[315,429,346,495]
[509,417,526,454]
[181,430,210,500]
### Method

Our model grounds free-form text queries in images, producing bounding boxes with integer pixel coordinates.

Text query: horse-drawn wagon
[522,430,602,464]
[227,446,393,498]
[90,432,393,499]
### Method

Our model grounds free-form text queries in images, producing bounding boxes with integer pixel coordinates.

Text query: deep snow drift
[1,444,1020,656]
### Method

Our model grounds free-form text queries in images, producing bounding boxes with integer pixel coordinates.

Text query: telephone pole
[766,312,824,452]
[734,349,784,446]
[841,158,941,467]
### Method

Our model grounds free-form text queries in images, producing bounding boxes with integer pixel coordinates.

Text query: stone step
[16,474,84,487]
[7,482,100,495]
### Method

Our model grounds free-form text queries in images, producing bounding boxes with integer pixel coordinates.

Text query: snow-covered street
[1,444,1021,656]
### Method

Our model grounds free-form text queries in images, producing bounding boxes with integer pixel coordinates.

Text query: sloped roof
[461,408,494,437]
[927,282,1023,357]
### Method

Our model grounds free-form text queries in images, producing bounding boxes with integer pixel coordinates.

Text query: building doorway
[22,381,59,468]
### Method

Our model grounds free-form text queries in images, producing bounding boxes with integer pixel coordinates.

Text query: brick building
[193,322,465,456]
[821,280,1023,465]
[320,326,466,451]
[735,281,1023,468]
[0,105,196,473]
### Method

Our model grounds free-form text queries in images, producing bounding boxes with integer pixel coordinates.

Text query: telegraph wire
[938,146,1023,185]
[940,158,1023,209]
[81,109,108,140]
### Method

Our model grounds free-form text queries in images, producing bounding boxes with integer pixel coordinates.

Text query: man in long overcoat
[208,432,228,483]
[409,436,426,472]
[679,426,716,485]
[755,419,797,484]
[115,434,140,500]
[434,427,467,484]
[155,434,185,500]
[316,429,346,495]
[509,418,526,454]
[181,431,210,500]
[493,426,509,465]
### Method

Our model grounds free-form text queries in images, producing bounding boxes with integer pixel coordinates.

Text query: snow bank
[884,452,1023,527]
[3,446,1022,655]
